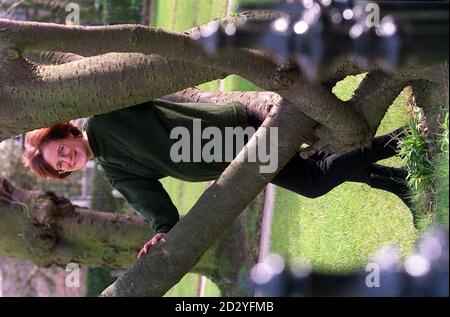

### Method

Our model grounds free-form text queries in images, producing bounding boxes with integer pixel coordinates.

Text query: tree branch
[280,80,369,149]
[350,70,408,136]
[1,18,285,91]
[24,51,84,65]
[1,14,372,148]
[0,177,243,287]
[101,97,310,296]
[162,87,318,144]
[0,53,226,140]
[410,78,449,139]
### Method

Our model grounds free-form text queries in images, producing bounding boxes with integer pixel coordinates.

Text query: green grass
[151,0,418,294]
[434,113,449,226]
[434,146,449,226]
[332,73,366,101]
[434,155,449,227]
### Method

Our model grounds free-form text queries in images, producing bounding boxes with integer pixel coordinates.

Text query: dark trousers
[245,103,410,206]
[271,149,403,199]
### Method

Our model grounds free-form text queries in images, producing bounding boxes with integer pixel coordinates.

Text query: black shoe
[368,166,417,224]
[370,164,408,182]
[368,126,409,161]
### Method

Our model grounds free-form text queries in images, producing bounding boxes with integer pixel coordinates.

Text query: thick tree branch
[163,87,318,144]
[280,80,369,150]
[0,177,150,268]
[350,70,408,136]
[0,53,226,140]
[0,177,252,291]
[410,78,449,139]
[1,18,285,91]
[1,14,372,148]
[24,51,84,65]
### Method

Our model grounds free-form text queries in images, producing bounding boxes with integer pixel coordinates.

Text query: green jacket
[83,99,249,234]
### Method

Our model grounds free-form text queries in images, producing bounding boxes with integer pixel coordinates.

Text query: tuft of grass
[397,107,435,229]
[398,106,449,230]
[398,108,435,192]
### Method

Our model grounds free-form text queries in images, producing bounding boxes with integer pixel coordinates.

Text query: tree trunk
[0,176,265,296]
[1,12,383,150]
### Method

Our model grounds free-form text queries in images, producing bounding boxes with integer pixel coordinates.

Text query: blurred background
[0,0,448,297]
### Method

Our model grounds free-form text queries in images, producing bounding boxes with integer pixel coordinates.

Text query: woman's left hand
[137,233,167,259]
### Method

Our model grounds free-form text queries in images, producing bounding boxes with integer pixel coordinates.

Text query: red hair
[22,121,82,180]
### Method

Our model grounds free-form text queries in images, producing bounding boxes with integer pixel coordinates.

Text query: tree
[0,10,448,296]
[0,176,265,296]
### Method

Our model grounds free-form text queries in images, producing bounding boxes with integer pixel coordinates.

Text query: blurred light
[237,14,247,25]
[303,0,314,9]
[111,188,124,199]
[373,246,401,271]
[419,236,443,261]
[291,258,313,278]
[265,253,286,275]
[405,255,430,277]
[200,21,220,37]
[224,23,236,36]
[353,5,364,18]
[343,9,354,20]
[303,7,319,25]
[250,263,273,284]
[331,9,342,24]
[312,3,321,15]
[190,28,201,40]
[251,254,285,285]
[294,20,309,35]
[349,24,364,39]
[321,0,332,6]
[273,18,289,33]
[376,16,397,37]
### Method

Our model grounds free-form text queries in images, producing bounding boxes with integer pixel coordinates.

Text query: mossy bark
[0,177,264,296]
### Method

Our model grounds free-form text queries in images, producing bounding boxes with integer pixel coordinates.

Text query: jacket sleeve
[108,175,180,234]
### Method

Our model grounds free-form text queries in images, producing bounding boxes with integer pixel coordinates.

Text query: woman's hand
[137,233,167,259]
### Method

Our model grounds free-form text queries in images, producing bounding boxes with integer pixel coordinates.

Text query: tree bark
[162,87,318,144]
[0,176,264,296]
[0,13,373,149]
[0,176,150,268]
[410,77,449,138]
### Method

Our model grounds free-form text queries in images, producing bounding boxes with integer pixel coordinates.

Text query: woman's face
[41,134,89,173]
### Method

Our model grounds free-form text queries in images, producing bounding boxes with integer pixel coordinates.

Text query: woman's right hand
[137,233,167,259]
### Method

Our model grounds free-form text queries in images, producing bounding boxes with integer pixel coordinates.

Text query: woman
[22,98,411,259]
